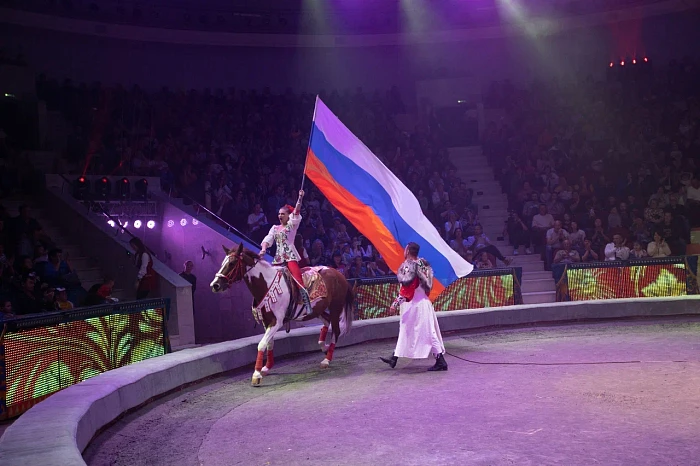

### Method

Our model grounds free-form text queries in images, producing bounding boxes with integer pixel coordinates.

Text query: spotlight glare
[122,221,129,228]
[147,220,156,229]
[180,218,188,226]
[107,220,115,228]
[134,220,142,229]
[644,57,648,62]
[192,218,199,226]
[609,62,614,68]
[620,61,625,66]
[167,220,175,227]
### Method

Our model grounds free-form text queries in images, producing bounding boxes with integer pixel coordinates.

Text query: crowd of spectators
[0,204,86,319]
[485,58,700,270]
[38,78,496,276]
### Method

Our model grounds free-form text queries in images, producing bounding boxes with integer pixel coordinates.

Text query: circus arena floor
[83,317,700,466]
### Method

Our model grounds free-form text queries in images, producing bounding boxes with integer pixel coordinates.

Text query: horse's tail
[339,281,356,337]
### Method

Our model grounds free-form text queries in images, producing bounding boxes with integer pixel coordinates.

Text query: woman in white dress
[380,242,448,371]
[259,190,311,312]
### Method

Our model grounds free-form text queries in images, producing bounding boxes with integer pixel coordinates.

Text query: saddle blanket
[301,266,328,302]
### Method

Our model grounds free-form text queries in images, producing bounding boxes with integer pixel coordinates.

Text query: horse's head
[210,243,258,293]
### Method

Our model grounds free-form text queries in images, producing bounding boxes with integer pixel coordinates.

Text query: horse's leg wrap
[255,350,264,372]
[318,325,329,345]
[265,349,274,370]
[326,343,336,361]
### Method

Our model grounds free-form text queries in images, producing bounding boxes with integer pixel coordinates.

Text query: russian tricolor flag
[305,97,473,300]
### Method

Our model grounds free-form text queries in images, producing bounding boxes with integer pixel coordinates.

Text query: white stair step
[510,253,544,263]
[76,268,104,282]
[522,291,557,304]
[523,271,553,280]
[69,256,95,270]
[518,261,547,273]
[521,278,556,293]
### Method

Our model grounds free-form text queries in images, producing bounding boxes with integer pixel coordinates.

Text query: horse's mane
[236,246,274,268]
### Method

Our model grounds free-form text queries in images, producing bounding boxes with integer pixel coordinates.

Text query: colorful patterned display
[354,268,522,320]
[0,300,169,420]
[554,257,700,301]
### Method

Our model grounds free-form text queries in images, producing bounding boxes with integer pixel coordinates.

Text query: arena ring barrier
[1,295,700,465]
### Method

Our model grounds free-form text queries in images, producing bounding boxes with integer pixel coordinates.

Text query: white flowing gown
[394,287,445,359]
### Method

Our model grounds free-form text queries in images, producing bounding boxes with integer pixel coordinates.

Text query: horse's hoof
[320,358,330,369]
[251,376,262,386]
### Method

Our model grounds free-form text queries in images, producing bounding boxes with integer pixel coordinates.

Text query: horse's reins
[216,252,256,285]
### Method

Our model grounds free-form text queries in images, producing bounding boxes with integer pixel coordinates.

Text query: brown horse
[210,243,354,386]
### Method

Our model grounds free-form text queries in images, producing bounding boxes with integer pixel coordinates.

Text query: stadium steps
[448,146,556,305]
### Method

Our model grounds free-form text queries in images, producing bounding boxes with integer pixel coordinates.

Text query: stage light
[180,218,188,226]
[632,59,637,64]
[134,178,148,200]
[133,220,142,229]
[620,61,625,66]
[147,220,156,229]
[121,220,129,229]
[94,177,111,199]
[73,176,90,200]
[644,57,648,62]
[117,177,131,199]
[192,218,199,226]
[167,220,174,227]
[107,220,116,228]
[609,62,614,68]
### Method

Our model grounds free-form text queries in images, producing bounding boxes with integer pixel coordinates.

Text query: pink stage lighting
[192,218,199,226]
[133,220,142,229]
[147,220,156,229]
[180,219,188,226]
[107,220,116,228]
[167,220,175,227]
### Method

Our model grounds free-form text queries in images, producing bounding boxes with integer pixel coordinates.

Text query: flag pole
[301,95,320,192]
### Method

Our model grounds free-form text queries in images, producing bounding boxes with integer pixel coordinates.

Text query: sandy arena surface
[83,317,700,466]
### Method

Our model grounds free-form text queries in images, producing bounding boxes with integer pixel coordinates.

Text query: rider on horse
[259,189,312,314]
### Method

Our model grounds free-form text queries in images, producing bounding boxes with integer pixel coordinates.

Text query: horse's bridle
[215,253,258,286]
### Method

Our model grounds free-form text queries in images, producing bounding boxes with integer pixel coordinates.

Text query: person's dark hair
[129,237,146,254]
[48,248,62,259]
[406,242,420,257]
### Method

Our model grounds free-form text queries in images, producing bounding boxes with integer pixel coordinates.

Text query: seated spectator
[629,216,651,244]
[568,221,586,253]
[648,186,669,209]
[466,225,512,266]
[348,256,368,279]
[42,249,79,289]
[604,234,630,261]
[247,204,268,236]
[607,207,622,230]
[644,199,664,227]
[531,204,554,251]
[308,240,327,267]
[97,277,117,302]
[450,228,470,259]
[444,211,462,242]
[580,239,599,262]
[40,285,58,312]
[330,251,348,277]
[545,220,569,268]
[366,261,386,277]
[659,211,686,255]
[630,241,648,259]
[504,211,531,255]
[460,207,479,237]
[553,240,581,265]
[14,274,42,314]
[359,237,373,260]
[1,298,14,320]
[475,252,493,269]
[685,177,700,225]
[589,218,610,257]
[647,231,671,258]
